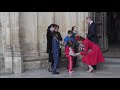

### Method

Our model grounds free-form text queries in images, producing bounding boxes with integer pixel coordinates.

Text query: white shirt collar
[90,21,93,25]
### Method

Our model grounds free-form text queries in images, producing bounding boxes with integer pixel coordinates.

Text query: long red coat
[80,39,105,65]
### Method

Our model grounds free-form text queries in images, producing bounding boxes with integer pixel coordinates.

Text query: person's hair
[86,17,92,20]
[55,24,59,29]
[53,32,58,38]
[67,30,73,34]
[79,36,85,41]
[47,24,56,31]
[72,26,76,31]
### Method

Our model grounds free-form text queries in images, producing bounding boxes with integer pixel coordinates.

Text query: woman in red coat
[78,36,105,72]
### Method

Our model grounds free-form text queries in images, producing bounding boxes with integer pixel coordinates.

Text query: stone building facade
[0,12,90,75]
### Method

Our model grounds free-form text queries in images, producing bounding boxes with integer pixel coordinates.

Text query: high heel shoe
[86,68,94,73]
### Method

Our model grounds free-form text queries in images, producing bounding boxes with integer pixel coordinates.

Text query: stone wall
[0,12,89,75]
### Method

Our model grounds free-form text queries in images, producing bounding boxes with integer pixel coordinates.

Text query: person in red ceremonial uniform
[78,36,105,73]
[65,40,79,73]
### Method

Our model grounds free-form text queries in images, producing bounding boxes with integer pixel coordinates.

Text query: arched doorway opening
[107,12,120,50]
[91,12,120,57]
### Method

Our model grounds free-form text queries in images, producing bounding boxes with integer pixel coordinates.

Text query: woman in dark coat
[46,24,56,72]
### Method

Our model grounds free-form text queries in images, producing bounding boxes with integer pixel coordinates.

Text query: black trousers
[59,48,61,57]
[73,46,78,68]
[49,52,54,68]
[73,56,77,68]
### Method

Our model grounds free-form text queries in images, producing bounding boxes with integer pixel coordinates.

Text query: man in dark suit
[54,25,63,58]
[86,17,98,70]
[52,32,60,74]
[53,24,63,68]
[86,17,98,44]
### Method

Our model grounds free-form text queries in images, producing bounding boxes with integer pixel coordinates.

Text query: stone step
[103,51,120,58]
[59,58,120,68]
[23,57,120,70]
[104,58,120,64]
[60,58,120,63]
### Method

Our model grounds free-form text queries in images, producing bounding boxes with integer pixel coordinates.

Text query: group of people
[46,17,105,75]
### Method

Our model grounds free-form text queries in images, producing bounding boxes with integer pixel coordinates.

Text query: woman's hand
[79,54,84,59]
[74,53,80,56]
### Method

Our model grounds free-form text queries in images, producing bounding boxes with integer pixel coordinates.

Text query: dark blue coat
[52,37,59,54]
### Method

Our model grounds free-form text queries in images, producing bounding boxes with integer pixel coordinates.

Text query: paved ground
[0,58,120,78]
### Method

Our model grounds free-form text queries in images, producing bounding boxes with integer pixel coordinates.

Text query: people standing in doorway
[46,24,56,72]
[78,36,105,73]
[71,26,80,68]
[52,32,60,74]
[86,17,98,70]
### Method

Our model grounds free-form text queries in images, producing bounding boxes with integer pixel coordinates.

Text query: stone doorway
[103,12,120,58]
[91,12,120,57]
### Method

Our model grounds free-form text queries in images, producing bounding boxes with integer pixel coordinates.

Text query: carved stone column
[0,12,13,74]
[54,12,67,43]
[84,12,89,33]
[55,12,77,40]
[66,12,77,30]
[0,14,4,75]
[77,12,88,37]
[55,12,77,52]
[38,12,54,58]
[19,12,39,59]
[10,12,23,74]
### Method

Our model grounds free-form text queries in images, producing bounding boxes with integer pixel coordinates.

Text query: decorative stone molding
[10,12,23,74]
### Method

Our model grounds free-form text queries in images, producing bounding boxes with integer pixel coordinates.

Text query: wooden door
[91,12,108,52]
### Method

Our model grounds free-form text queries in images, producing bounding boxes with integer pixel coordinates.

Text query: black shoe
[48,68,52,72]
[52,71,59,74]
